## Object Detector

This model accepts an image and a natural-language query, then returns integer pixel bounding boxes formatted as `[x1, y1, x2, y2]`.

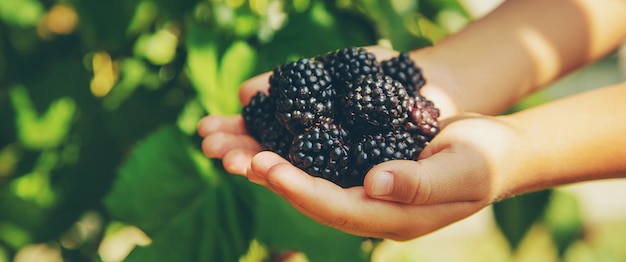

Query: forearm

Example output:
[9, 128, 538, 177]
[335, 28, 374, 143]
[498, 82, 626, 199]
[412, 0, 626, 116]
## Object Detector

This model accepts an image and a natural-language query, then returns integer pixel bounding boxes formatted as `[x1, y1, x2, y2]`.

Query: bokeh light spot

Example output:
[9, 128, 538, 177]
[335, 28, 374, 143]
[37, 4, 78, 39]
[90, 52, 118, 97]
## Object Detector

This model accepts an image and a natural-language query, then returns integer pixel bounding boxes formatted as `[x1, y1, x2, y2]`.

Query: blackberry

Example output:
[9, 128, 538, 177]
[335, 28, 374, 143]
[271, 58, 336, 134]
[260, 121, 293, 158]
[342, 75, 413, 130]
[320, 47, 382, 94]
[405, 94, 440, 139]
[381, 52, 426, 95]
[288, 122, 358, 188]
[351, 129, 423, 178]
[268, 62, 287, 99]
[242, 91, 275, 142]
[242, 92, 293, 157]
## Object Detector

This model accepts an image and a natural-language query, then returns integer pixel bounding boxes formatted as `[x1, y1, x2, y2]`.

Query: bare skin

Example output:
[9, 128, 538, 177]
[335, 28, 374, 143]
[198, 0, 626, 240]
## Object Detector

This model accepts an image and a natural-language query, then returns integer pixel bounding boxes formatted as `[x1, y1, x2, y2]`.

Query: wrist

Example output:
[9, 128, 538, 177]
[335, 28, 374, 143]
[489, 114, 545, 201]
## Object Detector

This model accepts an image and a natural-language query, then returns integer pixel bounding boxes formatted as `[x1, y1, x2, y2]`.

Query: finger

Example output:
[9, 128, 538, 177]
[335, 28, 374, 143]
[254, 153, 485, 240]
[201, 132, 262, 158]
[222, 148, 259, 176]
[363, 146, 492, 205]
[239, 72, 271, 105]
[197, 115, 248, 137]
[363, 45, 398, 61]
[247, 151, 283, 186]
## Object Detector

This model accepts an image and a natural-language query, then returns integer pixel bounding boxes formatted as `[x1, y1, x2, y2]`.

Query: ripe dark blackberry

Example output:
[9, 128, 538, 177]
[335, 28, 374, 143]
[405, 94, 440, 139]
[271, 58, 336, 134]
[320, 47, 382, 94]
[242, 92, 293, 157]
[268, 62, 287, 99]
[242, 91, 275, 142]
[288, 122, 359, 188]
[352, 129, 422, 178]
[381, 52, 426, 95]
[260, 122, 294, 158]
[342, 75, 413, 130]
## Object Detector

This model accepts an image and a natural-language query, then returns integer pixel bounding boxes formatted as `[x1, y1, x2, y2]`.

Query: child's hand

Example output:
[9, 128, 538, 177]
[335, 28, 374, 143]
[243, 114, 523, 240]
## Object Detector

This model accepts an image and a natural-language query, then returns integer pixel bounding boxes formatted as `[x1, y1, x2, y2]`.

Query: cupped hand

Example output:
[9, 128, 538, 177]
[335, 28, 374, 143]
[244, 114, 525, 240]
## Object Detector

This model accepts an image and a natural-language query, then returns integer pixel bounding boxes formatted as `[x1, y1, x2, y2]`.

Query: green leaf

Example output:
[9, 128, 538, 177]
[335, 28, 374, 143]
[254, 187, 369, 262]
[102, 58, 148, 111]
[185, 24, 221, 115]
[0, 0, 44, 27]
[134, 30, 179, 65]
[418, 0, 470, 20]
[186, 26, 256, 115]
[218, 40, 256, 114]
[542, 190, 584, 257]
[9, 85, 76, 150]
[255, 1, 378, 69]
[104, 125, 255, 261]
[356, 0, 431, 51]
[74, 0, 140, 50]
[492, 189, 552, 251]
[0, 188, 48, 246]
[152, 0, 199, 20]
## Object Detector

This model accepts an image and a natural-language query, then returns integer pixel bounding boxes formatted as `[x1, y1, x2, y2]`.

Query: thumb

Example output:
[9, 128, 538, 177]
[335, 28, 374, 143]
[239, 72, 271, 105]
[363, 149, 492, 205]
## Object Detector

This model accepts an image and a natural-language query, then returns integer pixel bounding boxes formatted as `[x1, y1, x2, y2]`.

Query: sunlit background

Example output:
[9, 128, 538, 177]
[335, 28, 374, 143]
[1, 0, 625, 261]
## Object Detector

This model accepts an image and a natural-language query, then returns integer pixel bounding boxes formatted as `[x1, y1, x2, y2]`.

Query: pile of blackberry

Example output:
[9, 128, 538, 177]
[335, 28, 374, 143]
[242, 47, 440, 188]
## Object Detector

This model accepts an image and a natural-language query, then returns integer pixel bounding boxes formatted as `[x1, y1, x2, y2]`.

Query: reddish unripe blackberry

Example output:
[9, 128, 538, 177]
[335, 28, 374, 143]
[288, 122, 358, 188]
[405, 94, 440, 139]
[320, 47, 382, 94]
[342, 75, 412, 130]
[351, 129, 422, 178]
[271, 58, 336, 134]
[381, 52, 426, 95]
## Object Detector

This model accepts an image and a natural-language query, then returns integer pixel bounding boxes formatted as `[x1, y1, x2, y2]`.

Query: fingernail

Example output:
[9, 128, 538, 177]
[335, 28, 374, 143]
[371, 171, 393, 196]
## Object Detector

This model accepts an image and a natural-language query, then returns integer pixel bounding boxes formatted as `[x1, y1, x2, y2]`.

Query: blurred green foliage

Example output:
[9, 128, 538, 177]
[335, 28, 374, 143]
[0, 0, 589, 261]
